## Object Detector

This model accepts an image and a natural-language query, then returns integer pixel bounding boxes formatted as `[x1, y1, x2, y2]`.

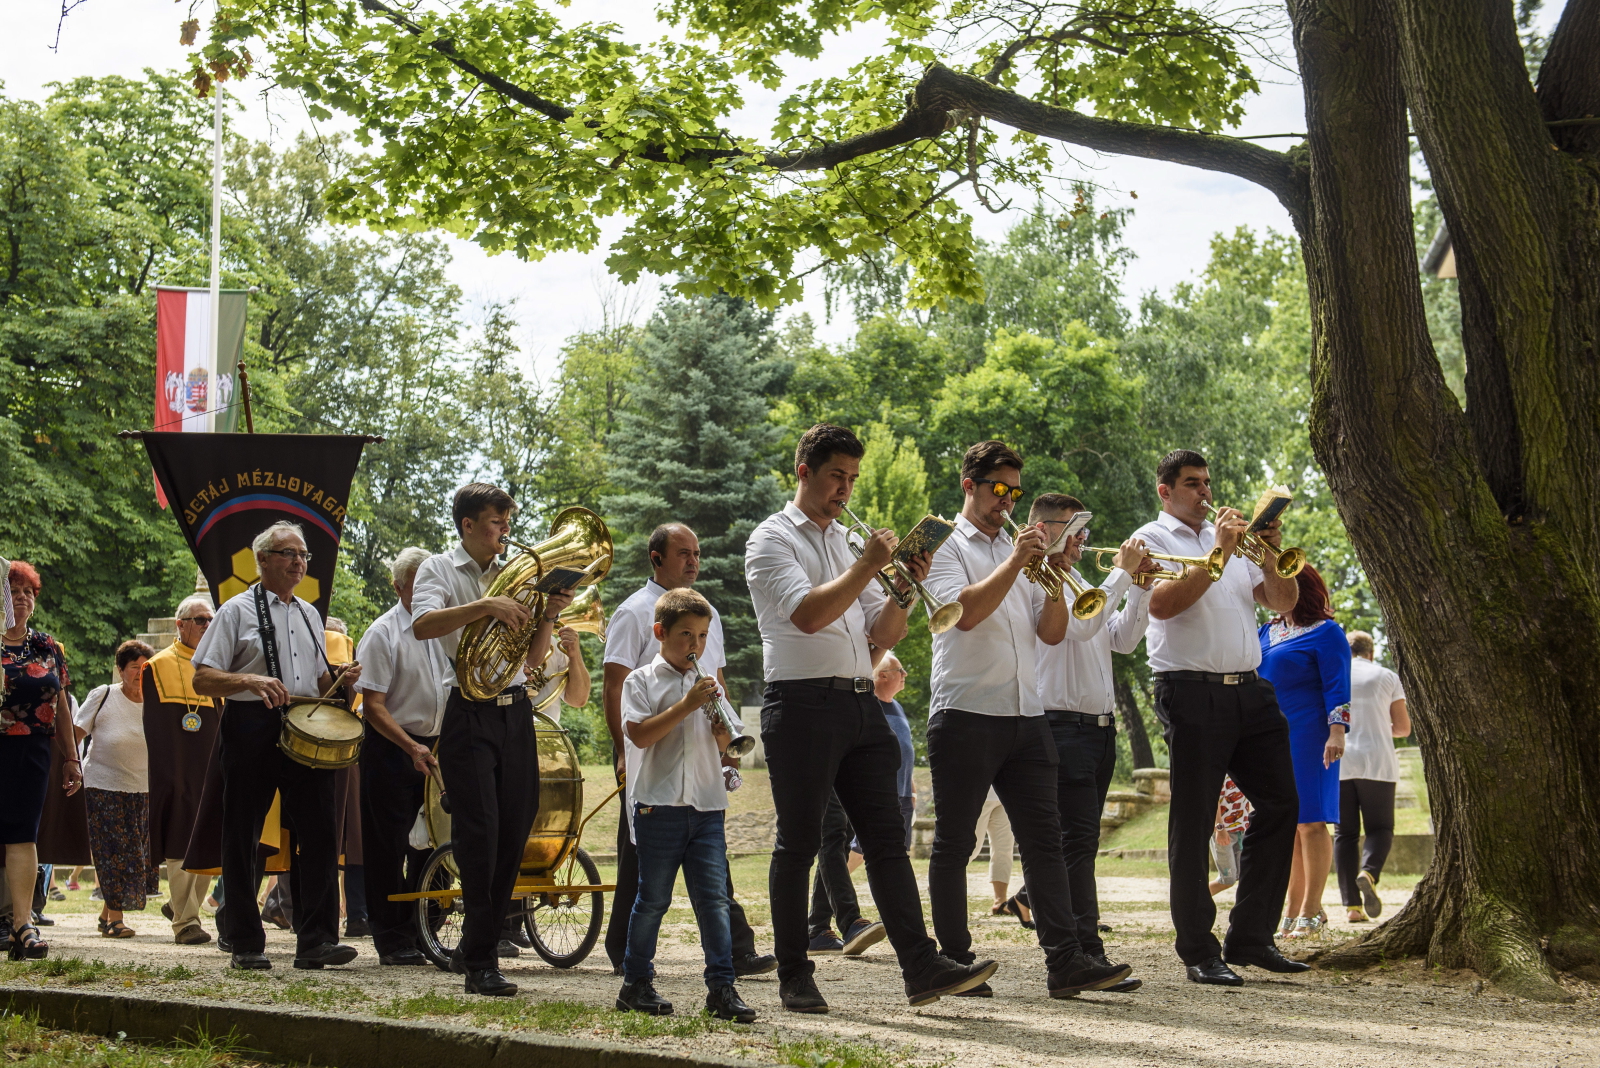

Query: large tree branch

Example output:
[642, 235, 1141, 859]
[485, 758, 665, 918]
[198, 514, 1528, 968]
[1537, 0, 1600, 155]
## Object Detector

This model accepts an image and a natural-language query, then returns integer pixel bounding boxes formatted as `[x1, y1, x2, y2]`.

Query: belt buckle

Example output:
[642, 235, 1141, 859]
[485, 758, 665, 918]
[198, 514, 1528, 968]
[852, 677, 871, 693]
[1221, 673, 1241, 686]
[496, 693, 514, 706]
[1097, 713, 1114, 727]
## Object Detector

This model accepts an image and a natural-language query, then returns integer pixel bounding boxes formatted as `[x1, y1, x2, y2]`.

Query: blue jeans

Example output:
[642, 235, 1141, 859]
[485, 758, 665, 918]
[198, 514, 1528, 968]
[625, 804, 734, 989]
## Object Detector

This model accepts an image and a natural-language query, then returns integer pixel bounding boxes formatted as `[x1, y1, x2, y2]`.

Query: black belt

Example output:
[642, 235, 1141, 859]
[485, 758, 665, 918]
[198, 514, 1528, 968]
[1155, 670, 1259, 686]
[1046, 710, 1116, 728]
[450, 684, 528, 707]
[781, 676, 873, 694]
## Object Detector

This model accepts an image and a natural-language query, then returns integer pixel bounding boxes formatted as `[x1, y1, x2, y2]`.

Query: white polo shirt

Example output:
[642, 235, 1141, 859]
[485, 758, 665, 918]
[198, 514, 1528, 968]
[1134, 510, 1264, 673]
[925, 514, 1048, 717]
[192, 586, 327, 702]
[622, 654, 744, 827]
[745, 501, 883, 682]
[410, 544, 525, 689]
[605, 579, 726, 675]
[1036, 566, 1150, 716]
[356, 601, 448, 737]
[1342, 657, 1406, 782]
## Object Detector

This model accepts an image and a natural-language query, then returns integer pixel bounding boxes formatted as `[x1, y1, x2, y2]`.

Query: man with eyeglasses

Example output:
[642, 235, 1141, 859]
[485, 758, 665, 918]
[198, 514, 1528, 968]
[920, 441, 1131, 999]
[142, 593, 221, 946]
[193, 520, 364, 971]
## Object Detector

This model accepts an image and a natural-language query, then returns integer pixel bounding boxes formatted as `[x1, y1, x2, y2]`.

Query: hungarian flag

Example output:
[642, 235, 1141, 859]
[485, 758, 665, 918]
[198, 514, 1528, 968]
[154, 286, 248, 506]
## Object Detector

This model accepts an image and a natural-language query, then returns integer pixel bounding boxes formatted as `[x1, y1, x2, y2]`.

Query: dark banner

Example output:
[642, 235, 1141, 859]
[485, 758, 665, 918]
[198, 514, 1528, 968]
[141, 432, 367, 620]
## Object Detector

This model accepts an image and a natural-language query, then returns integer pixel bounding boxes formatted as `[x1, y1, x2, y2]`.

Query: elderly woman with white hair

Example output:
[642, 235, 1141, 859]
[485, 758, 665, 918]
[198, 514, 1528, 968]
[353, 546, 449, 966]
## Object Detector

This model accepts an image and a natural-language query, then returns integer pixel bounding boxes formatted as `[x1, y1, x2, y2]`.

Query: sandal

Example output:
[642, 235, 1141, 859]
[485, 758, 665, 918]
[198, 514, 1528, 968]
[9, 924, 48, 960]
[990, 902, 1008, 916]
[98, 918, 136, 939]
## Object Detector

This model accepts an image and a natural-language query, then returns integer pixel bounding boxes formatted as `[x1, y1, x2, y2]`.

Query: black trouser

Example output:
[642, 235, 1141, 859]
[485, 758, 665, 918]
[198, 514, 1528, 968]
[605, 788, 758, 968]
[807, 792, 862, 938]
[1154, 675, 1298, 965]
[360, 727, 434, 956]
[219, 701, 340, 955]
[1047, 713, 1117, 957]
[437, 689, 538, 971]
[927, 710, 1079, 975]
[1335, 778, 1396, 906]
[763, 681, 939, 983]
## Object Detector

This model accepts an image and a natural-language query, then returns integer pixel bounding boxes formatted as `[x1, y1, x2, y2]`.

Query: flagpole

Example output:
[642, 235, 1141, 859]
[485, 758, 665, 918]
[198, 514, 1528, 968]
[206, 86, 224, 433]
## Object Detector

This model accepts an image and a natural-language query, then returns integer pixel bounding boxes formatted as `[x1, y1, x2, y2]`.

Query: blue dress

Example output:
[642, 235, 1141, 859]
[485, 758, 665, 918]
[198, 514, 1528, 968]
[1257, 619, 1351, 824]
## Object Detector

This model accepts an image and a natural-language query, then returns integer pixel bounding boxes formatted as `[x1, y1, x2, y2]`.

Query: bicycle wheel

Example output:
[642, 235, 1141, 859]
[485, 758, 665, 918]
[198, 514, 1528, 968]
[525, 847, 603, 968]
[415, 842, 464, 972]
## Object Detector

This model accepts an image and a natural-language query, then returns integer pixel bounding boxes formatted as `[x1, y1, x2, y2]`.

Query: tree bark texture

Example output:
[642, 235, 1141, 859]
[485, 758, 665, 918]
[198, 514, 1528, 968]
[1113, 669, 1157, 770]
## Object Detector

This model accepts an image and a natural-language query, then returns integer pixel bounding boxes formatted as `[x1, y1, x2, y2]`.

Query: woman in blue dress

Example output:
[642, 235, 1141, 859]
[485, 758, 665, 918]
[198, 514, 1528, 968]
[1257, 565, 1350, 941]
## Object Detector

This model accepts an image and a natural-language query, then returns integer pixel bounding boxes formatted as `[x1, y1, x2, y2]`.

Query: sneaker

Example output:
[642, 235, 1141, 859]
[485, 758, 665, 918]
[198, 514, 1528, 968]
[807, 930, 844, 955]
[840, 919, 887, 957]
[90, 888, 103, 901]
[904, 956, 998, 1006]
[1357, 870, 1383, 918]
[779, 974, 829, 1014]
[47, 886, 65, 902]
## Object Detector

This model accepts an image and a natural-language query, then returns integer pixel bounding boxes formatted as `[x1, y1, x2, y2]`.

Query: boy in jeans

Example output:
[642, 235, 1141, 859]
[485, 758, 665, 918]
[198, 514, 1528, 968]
[617, 588, 756, 1023]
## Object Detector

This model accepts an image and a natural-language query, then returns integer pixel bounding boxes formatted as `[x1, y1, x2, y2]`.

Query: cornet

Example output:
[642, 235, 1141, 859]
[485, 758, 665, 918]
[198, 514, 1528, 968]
[1206, 502, 1306, 578]
[1002, 515, 1106, 619]
[840, 503, 964, 634]
[1086, 545, 1229, 584]
[686, 652, 755, 758]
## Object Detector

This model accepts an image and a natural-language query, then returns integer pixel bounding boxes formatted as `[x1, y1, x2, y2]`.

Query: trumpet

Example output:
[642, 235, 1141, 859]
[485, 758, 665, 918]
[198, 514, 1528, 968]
[839, 503, 964, 634]
[686, 652, 755, 758]
[1086, 545, 1229, 584]
[1001, 515, 1106, 619]
[1206, 502, 1306, 578]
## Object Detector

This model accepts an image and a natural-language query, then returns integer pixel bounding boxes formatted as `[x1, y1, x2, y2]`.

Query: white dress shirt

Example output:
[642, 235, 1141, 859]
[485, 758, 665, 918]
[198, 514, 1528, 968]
[193, 586, 328, 701]
[530, 647, 572, 722]
[1035, 566, 1150, 716]
[357, 601, 448, 736]
[1134, 511, 1264, 673]
[1342, 657, 1405, 782]
[925, 514, 1048, 717]
[746, 501, 884, 681]
[604, 579, 727, 675]
[410, 544, 525, 689]
[622, 654, 744, 832]
[75, 684, 148, 793]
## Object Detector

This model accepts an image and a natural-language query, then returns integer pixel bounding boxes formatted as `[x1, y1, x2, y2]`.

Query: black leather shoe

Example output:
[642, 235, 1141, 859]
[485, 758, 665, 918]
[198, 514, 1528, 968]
[1048, 954, 1132, 998]
[733, 952, 778, 977]
[706, 984, 756, 1023]
[1223, 944, 1312, 973]
[293, 942, 358, 969]
[502, 926, 533, 949]
[217, 937, 233, 953]
[616, 979, 672, 1015]
[1091, 954, 1142, 992]
[466, 968, 518, 997]
[779, 975, 829, 1013]
[1186, 956, 1244, 986]
[229, 951, 271, 970]
[905, 956, 999, 1006]
[497, 939, 521, 958]
[379, 948, 430, 966]
[344, 918, 371, 938]
[951, 982, 993, 997]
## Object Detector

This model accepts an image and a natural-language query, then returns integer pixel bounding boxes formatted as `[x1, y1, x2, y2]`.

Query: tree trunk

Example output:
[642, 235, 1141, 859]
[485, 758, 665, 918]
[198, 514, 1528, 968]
[1113, 670, 1156, 770]
[1288, 0, 1600, 1001]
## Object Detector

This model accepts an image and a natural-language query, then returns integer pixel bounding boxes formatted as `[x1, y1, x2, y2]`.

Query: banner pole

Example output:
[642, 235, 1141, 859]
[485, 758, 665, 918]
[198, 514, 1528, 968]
[206, 87, 224, 434]
[238, 361, 255, 433]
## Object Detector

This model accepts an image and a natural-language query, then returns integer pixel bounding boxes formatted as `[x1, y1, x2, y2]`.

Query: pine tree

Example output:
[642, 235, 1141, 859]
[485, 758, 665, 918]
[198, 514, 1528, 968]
[602, 294, 788, 701]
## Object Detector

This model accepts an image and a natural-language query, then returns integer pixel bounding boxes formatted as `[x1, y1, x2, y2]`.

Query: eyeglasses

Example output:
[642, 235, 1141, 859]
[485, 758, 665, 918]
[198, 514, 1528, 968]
[179, 616, 213, 627]
[263, 549, 313, 563]
[973, 478, 1024, 502]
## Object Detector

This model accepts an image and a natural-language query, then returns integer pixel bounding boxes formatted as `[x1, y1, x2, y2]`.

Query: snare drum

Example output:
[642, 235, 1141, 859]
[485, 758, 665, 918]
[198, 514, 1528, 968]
[279, 700, 364, 769]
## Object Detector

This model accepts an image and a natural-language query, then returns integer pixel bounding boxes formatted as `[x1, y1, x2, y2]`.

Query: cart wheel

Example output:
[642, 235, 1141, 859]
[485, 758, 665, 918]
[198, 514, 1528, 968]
[415, 842, 463, 972]
[525, 847, 603, 968]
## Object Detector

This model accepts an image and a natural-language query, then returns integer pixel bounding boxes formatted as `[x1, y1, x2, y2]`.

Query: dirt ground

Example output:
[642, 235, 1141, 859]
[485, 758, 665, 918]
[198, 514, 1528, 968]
[7, 862, 1598, 1068]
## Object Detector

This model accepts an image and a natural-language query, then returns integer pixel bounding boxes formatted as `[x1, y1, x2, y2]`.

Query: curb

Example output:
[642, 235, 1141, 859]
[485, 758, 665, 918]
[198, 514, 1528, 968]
[1, 985, 762, 1068]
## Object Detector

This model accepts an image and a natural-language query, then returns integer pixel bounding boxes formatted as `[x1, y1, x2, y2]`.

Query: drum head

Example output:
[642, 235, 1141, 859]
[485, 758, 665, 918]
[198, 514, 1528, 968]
[285, 701, 363, 742]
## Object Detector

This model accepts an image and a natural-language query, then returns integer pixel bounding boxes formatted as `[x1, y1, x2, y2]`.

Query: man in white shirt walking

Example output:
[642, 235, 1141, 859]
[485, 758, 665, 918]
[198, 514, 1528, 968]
[922, 444, 1131, 998]
[410, 484, 573, 996]
[746, 424, 995, 1013]
[1336, 631, 1410, 923]
[1134, 449, 1305, 985]
[356, 547, 449, 967]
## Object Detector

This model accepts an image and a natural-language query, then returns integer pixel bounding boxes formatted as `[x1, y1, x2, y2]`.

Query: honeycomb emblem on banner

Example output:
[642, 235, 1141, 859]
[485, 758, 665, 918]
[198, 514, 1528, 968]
[218, 545, 321, 605]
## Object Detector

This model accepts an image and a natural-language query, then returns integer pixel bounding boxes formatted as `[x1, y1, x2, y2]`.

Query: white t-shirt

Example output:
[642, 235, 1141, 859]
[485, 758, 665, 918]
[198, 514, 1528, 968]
[1342, 657, 1406, 782]
[74, 684, 148, 793]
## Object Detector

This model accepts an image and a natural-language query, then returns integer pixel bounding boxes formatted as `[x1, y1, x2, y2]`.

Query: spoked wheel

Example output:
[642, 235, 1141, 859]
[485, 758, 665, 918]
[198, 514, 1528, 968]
[415, 842, 463, 972]
[523, 847, 604, 968]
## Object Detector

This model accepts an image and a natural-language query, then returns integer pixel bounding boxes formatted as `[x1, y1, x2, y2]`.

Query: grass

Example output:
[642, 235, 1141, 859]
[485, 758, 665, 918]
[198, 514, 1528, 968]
[374, 992, 737, 1038]
[1, 1011, 267, 1068]
[1100, 805, 1169, 852]
[0, 958, 196, 987]
[275, 980, 371, 1012]
[769, 1035, 952, 1068]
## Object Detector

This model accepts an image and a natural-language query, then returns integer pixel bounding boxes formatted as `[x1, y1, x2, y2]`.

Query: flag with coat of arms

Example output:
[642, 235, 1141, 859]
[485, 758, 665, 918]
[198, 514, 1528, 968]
[153, 286, 248, 507]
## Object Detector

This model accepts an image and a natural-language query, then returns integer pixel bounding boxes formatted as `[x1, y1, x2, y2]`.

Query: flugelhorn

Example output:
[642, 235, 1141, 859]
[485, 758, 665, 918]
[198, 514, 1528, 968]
[531, 584, 606, 713]
[686, 652, 755, 758]
[1001, 515, 1105, 619]
[1086, 545, 1228, 583]
[839, 503, 964, 634]
[456, 506, 612, 702]
[1206, 499, 1305, 578]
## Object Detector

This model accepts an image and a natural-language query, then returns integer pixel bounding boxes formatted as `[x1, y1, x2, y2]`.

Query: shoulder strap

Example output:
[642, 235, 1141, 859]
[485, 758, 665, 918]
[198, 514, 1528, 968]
[253, 584, 285, 707]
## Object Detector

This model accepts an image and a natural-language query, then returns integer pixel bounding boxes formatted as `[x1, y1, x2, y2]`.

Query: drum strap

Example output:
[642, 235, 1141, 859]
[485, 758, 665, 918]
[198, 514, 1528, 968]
[253, 583, 335, 713]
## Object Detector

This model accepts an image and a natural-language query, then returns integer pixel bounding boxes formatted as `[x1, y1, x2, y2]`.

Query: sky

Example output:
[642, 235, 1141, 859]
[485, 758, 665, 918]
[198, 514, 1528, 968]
[9, 0, 1316, 377]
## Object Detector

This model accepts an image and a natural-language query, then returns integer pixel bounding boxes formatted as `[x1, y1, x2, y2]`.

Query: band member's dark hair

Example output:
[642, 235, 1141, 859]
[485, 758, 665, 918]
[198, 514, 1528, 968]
[961, 440, 1025, 483]
[796, 423, 864, 472]
[1029, 492, 1084, 520]
[648, 523, 691, 568]
[1157, 449, 1208, 488]
[1281, 564, 1331, 628]
[655, 587, 712, 631]
[115, 639, 157, 672]
[452, 483, 516, 535]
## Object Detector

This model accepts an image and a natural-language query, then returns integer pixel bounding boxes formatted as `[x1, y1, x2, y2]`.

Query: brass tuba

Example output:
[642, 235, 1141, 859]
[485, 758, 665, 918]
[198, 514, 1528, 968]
[456, 506, 612, 702]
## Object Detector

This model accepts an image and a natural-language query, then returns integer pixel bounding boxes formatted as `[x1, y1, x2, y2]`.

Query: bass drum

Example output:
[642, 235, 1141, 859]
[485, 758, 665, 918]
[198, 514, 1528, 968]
[423, 710, 583, 875]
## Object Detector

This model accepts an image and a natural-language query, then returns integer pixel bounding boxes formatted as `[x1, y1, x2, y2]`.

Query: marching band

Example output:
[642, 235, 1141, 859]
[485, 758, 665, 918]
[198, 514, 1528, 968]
[167, 427, 1312, 1019]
